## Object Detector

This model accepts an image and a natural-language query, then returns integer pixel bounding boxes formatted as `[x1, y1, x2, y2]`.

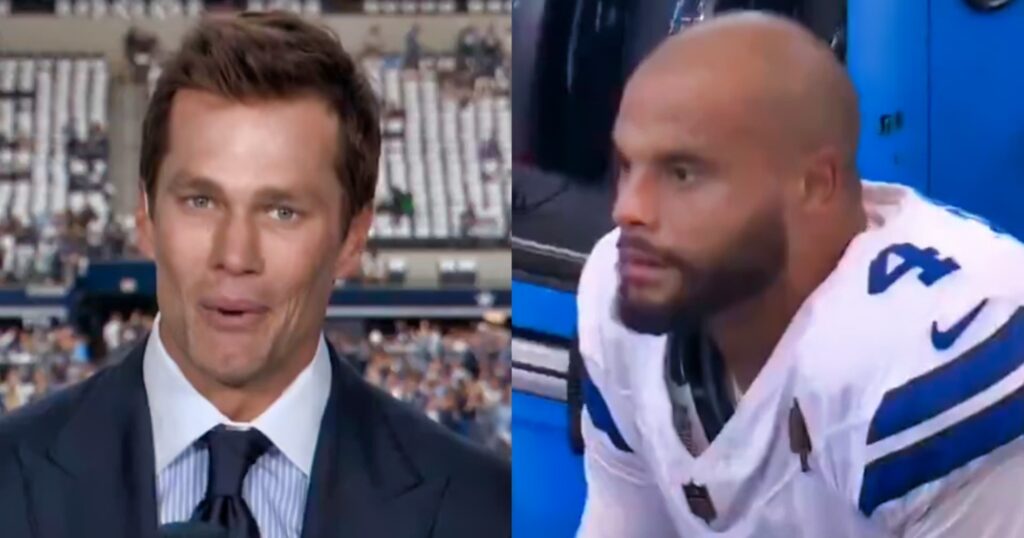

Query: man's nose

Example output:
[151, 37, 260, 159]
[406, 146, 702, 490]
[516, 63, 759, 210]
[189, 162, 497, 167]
[210, 213, 263, 276]
[613, 167, 659, 230]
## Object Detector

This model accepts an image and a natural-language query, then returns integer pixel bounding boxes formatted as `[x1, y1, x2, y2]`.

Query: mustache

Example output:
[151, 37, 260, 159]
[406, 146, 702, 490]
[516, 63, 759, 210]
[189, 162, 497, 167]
[617, 232, 668, 263]
[617, 231, 695, 273]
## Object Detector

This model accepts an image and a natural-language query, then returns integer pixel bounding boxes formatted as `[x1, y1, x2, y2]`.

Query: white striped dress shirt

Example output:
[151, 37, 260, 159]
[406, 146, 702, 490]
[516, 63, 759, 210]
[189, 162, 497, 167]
[143, 315, 332, 538]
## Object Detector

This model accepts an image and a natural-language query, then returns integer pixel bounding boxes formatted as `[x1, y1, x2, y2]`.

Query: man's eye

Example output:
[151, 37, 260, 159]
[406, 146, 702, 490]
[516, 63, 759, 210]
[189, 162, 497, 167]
[186, 196, 212, 209]
[671, 167, 691, 182]
[271, 206, 298, 221]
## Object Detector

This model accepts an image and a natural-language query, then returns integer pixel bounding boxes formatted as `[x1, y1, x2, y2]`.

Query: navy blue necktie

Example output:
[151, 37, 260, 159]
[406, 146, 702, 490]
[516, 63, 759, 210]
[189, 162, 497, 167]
[191, 425, 272, 538]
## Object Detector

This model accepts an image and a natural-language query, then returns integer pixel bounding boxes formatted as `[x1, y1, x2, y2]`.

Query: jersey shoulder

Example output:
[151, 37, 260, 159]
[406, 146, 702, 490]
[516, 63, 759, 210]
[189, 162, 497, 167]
[577, 228, 665, 455]
[577, 227, 621, 371]
[794, 184, 1024, 530]
[795, 184, 1024, 408]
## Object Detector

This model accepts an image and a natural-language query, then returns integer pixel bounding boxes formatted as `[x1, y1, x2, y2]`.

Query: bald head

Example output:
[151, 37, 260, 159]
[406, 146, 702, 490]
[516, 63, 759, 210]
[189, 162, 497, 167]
[624, 11, 859, 180]
[612, 13, 867, 336]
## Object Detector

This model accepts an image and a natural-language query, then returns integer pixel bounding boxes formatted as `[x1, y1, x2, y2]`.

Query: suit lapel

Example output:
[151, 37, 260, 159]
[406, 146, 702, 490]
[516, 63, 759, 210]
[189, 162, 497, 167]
[301, 347, 446, 538]
[19, 337, 445, 538]
[20, 339, 160, 538]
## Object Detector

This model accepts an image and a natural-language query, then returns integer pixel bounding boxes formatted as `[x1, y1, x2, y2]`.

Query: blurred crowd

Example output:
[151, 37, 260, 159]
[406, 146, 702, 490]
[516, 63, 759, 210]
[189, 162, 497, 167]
[0, 211, 135, 287]
[0, 312, 511, 457]
[0, 309, 155, 414]
[0, 321, 96, 414]
[101, 308, 155, 356]
[329, 318, 512, 457]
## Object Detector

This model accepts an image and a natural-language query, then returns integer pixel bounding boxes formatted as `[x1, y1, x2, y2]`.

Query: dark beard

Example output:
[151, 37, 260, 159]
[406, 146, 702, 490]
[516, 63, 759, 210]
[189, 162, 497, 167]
[614, 213, 788, 335]
[615, 293, 688, 335]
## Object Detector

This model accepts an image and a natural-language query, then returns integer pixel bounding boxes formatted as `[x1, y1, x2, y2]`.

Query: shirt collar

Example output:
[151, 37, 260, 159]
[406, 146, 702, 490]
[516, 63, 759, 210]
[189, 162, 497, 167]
[143, 314, 331, 476]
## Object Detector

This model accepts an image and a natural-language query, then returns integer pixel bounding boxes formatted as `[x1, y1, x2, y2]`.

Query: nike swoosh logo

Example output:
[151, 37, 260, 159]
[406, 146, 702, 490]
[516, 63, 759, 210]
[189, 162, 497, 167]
[931, 298, 989, 351]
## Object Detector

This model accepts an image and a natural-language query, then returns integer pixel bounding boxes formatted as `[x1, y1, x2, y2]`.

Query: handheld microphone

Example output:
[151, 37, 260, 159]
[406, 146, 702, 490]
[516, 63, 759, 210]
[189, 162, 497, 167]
[158, 522, 229, 538]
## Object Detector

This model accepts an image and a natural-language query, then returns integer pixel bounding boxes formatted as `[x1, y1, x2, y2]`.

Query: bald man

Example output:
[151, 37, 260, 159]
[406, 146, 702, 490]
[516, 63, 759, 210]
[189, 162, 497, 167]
[576, 12, 1024, 538]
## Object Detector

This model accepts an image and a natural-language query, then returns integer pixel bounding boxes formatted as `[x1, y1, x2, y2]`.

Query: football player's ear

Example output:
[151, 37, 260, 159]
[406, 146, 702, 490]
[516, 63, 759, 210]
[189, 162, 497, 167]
[799, 147, 844, 211]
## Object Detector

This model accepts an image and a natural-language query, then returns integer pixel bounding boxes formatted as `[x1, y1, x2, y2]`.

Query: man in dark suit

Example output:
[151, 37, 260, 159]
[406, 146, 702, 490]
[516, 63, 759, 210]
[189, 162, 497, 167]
[0, 12, 509, 538]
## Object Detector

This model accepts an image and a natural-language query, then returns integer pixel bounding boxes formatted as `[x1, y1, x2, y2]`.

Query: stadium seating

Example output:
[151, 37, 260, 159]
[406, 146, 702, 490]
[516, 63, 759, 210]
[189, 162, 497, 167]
[0, 54, 112, 284]
[244, 0, 321, 15]
[362, 0, 454, 14]
[361, 1, 510, 14]
[2, 14, 510, 288]
[0, 55, 110, 213]
[1, 0, 510, 16]
[361, 54, 510, 243]
[0, 32, 510, 288]
[51, 0, 206, 17]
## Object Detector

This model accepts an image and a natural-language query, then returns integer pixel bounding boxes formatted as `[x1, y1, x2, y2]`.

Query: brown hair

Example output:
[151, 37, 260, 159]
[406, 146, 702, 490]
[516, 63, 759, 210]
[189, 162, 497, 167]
[140, 11, 381, 224]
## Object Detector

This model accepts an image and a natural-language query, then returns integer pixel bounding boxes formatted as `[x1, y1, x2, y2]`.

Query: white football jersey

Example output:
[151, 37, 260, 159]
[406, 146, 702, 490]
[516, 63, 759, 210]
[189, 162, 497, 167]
[576, 182, 1024, 538]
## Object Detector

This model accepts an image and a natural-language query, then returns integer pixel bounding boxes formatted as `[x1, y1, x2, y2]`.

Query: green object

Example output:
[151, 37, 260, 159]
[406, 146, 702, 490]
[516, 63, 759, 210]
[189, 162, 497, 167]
[399, 193, 414, 216]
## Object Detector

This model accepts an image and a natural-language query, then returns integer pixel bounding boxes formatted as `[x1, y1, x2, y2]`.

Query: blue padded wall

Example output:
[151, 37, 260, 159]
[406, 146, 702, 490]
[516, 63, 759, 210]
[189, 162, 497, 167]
[851, 0, 1024, 236]
[847, 0, 930, 193]
[928, 0, 1024, 238]
[512, 392, 587, 537]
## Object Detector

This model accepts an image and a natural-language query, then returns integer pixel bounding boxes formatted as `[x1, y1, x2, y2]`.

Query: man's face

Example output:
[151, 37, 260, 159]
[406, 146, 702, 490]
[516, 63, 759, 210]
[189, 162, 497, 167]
[137, 90, 370, 389]
[612, 68, 790, 334]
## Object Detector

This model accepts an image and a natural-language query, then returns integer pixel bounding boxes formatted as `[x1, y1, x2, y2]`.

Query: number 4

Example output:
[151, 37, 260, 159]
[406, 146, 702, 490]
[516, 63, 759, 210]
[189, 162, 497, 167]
[868, 243, 960, 295]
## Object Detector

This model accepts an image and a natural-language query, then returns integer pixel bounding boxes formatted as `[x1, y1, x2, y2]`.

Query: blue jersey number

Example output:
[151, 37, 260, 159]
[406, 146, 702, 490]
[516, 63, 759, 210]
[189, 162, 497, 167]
[868, 243, 960, 295]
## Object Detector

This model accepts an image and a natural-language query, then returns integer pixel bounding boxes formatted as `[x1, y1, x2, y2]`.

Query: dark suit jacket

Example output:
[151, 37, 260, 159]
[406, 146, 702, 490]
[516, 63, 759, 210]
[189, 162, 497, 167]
[0, 336, 510, 538]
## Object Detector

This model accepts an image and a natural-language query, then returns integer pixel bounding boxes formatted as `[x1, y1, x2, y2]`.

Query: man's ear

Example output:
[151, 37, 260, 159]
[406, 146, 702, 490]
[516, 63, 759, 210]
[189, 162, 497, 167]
[799, 147, 842, 211]
[135, 183, 155, 260]
[333, 206, 374, 280]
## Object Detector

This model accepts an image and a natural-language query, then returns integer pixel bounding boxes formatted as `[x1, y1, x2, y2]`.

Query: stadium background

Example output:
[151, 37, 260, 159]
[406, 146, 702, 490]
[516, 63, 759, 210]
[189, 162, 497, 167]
[511, 1, 1024, 536]
[0, 1, 513, 462]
